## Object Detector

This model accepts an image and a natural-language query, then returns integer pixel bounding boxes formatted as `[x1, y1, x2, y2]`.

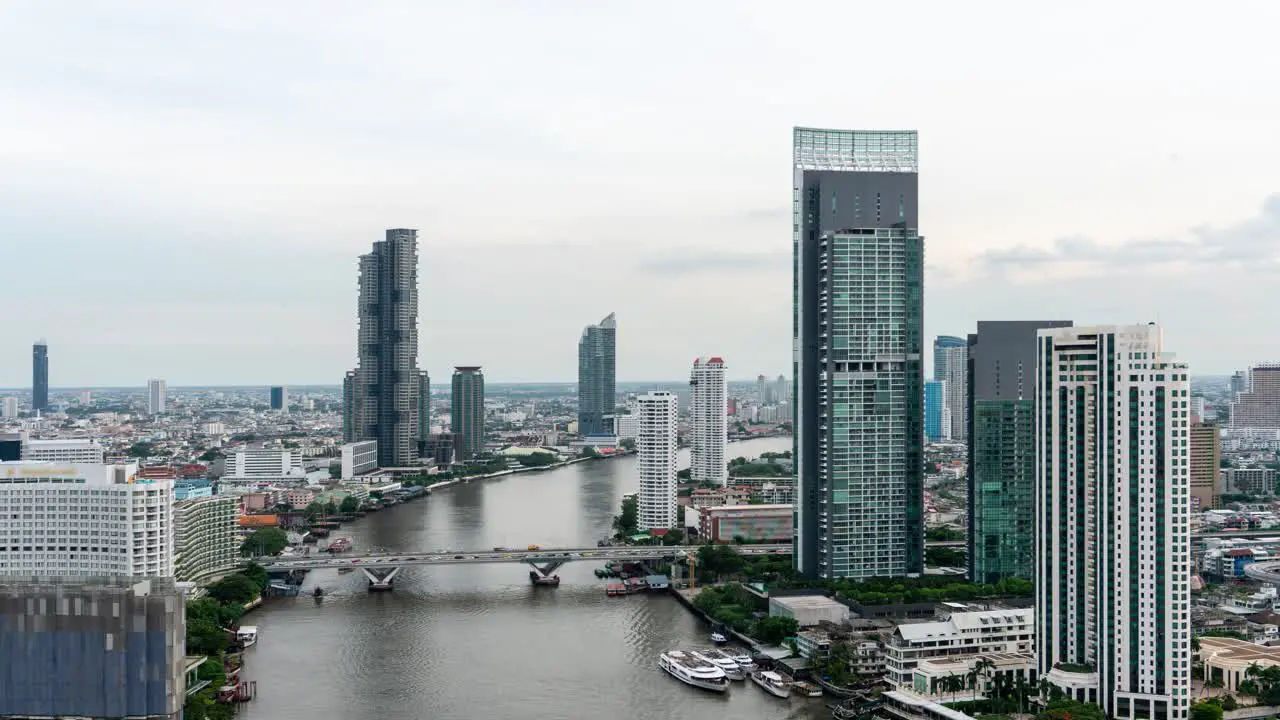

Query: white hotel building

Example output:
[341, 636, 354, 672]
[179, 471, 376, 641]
[23, 438, 106, 464]
[635, 391, 678, 531]
[689, 357, 728, 487]
[1036, 324, 1191, 720]
[0, 461, 175, 578]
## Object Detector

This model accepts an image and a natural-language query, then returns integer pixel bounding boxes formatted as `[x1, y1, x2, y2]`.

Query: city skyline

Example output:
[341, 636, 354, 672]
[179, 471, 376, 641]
[3, 4, 1279, 386]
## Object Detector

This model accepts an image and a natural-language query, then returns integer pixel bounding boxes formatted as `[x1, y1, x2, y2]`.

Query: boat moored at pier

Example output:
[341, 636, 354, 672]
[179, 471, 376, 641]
[658, 650, 730, 693]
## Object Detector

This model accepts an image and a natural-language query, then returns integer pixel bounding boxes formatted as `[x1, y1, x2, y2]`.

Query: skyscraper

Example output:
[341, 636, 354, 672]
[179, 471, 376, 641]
[757, 374, 771, 404]
[31, 340, 48, 412]
[1035, 324, 1190, 719]
[577, 313, 617, 436]
[342, 370, 357, 443]
[344, 229, 422, 467]
[966, 320, 1071, 585]
[936, 340, 968, 441]
[270, 385, 288, 411]
[1231, 370, 1247, 396]
[923, 380, 949, 442]
[774, 374, 790, 405]
[636, 391, 678, 531]
[1, 397, 16, 420]
[418, 370, 431, 453]
[690, 357, 728, 486]
[147, 379, 166, 415]
[1189, 422, 1221, 511]
[451, 366, 485, 461]
[1229, 364, 1280, 429]
[793, 127, 924, 580]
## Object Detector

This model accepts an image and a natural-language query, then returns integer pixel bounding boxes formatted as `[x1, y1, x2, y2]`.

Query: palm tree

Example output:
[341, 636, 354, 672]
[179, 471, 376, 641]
[973, 657, 996, 698]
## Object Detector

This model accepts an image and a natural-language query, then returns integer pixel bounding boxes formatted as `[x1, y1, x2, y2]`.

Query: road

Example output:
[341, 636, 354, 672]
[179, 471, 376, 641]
[262, 544, 793, 571]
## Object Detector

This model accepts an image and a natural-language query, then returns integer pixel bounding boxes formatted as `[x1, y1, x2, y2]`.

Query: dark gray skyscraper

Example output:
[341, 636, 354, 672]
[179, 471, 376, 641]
[269, 385, 287, 411]
[577, 313, 616, 436]
[31, 340, 48, 412]
[793, 127, 924, 580]
[966, 320, 1071, 585]
[451, 366, 485, 461]
[344, 229, 422, 467]
[418, 370, 431, 452]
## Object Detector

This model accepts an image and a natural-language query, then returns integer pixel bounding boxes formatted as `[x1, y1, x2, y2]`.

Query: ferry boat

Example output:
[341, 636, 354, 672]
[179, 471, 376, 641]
[710, 631, 728, 644]
[658, 650, 730, 693]
[235, 626, 259, 648]
[750, 669, 792, 698]
[791, 680, 824, 697]
[693, 648, 746, 680]
[727, 649, 757, 673]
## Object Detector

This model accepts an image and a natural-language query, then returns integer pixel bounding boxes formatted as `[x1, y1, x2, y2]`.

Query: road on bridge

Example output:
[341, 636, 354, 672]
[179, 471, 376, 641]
[263, 544, 793, 572]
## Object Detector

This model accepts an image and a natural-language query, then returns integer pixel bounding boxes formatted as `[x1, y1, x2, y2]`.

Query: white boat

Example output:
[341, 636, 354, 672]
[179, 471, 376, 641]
[693, 648, 746, 681]
[710, 632, 728, 644]
[750, 669, 792, 698]
[727, 648, 757, 673]
[658, 649, 730, 693]
[235, 626, 259, 648]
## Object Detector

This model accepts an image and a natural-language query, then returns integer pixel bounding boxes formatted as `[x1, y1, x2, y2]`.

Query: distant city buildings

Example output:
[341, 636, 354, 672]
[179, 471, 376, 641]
[793, 126, 924, 580]
[636, 391, 678, 531]
[0, 577, 185, 720]
[344, 228, 424, 467]
[174, 495, 237, 583]
[577, 312, 617, 436]
[451, 366, 485, 461]
[1223, 467, 1277, 496]
[0, 461, 175, 577]
[147, 378, 166, 415]
[1, 397, 16, 419]
[31, 340, 48, 413]
[689, 357, 727, 487]
[270, 385, 288, 412]
[933, 336, 967, 441]
[923, 380, 949, 442]
[967, 320, 1071, 585]
[1230, 364, 1280, 429]
[1035, 324, 1189, 718]
[1190, 422, 1222, 511]
[774, 374, 790, 405]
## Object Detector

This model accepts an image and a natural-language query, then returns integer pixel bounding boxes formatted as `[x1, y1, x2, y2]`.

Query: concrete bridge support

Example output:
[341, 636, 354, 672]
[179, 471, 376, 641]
[361, 566, 401, 591]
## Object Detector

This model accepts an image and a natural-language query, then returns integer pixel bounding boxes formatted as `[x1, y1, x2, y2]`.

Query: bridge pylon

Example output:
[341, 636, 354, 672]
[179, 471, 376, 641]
[526, 558, 564, 585]
[361, 566, 400, 591]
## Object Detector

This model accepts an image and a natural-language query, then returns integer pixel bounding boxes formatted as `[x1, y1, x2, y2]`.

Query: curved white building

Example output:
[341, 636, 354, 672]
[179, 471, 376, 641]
[175, 495, 238, 584]
[636, 391, 678, 531]
[690, 357, 728, 487]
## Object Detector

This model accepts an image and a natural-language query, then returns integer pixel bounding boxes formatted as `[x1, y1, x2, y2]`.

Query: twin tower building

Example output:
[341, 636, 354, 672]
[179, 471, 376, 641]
[794, 128, 1189, 719]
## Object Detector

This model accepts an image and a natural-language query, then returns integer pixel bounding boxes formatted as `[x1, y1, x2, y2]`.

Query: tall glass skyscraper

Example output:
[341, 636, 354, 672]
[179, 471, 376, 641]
[31, 340, 48, 412]
[793, 127, 924, 580]
[451, 366, 485, 461]
[924, 380, 948, 441]
[935, 337, 968, 441]
[577, 313, 616, 436]
[344, 229, 423, 467]
[966, 320, 1071, 585]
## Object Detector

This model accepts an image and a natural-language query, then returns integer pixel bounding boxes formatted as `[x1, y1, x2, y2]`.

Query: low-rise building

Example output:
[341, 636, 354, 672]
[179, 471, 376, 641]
[884, 608, 1034, 689]
[878, 689, 978, 720]
[174, 495, 238, 584]
[22, 437, 106, 463]
[698, 503, 792, 543]
[770, 594, 851, 627]
[905, 653, 1036, 702]
[174, 478, 214, 500]
[1224, 467, 1278, 496]
[1199, 636, 1280, 692]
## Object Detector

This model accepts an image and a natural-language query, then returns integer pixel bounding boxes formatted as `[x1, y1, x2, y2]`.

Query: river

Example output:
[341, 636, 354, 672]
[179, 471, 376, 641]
[236, 436, 827, 720]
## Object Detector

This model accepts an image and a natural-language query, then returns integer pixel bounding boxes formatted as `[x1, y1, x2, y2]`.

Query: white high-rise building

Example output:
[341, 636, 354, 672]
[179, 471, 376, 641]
[940, 345, 967, 441]
[690, 357, 728, 486]
[221, 448, 305, 484]
[148, 379, 166, 415]
[635, 391, 678, 531]
[174, 495, 237, 584]
[1036, 324, 1190, 720]
[0, 462, 175, 577]
[23, 438, 105, 464]
[1, 398, 16, 419]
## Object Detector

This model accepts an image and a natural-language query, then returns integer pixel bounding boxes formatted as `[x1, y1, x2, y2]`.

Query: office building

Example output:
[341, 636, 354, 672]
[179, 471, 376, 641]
[0, 577, 185, 720]
[934, 337, 968, 441]
[793, 127, 924, 580]
[1035, 324, 1190, 719]
[220, 448, 304, 484]
[698, 504, 792, 543]
[344, 228, 424, 467]
[340, 440, 379, 480]
[269, 385, 288, 411]
[1223, 467, 1277, 496]
[614, 413, 639, 441]
[924, 380, 949, 442]
[1190, 423, 1221, 511]
[174, 495, 237, 584]
[1, 397, 16, 419]
[425, 432, 460, 466]
[967, 320, 1071, 585]
[31, 340, 48, 413]
[577, 312, 617, 436]
[418, 370, 431, 452]
[1230, 364, 1280, 429]
[0, 462, 175, 577]
[23, 437, 106, 464]
[147, 378, 166, 415]
[451, 366, 485, 461]
[689, 356, 728, 486]
[636, 391, 678, 531]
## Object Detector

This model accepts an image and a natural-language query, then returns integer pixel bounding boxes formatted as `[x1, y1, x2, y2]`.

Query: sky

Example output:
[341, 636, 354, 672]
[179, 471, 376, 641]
[2, 1, 1279, 386]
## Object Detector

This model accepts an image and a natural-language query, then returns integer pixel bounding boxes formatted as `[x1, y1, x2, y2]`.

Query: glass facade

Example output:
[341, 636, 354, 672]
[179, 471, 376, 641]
[970, 399, 1035, 583]
[577, 313, 617, 436]
[924, 380, 947, 441]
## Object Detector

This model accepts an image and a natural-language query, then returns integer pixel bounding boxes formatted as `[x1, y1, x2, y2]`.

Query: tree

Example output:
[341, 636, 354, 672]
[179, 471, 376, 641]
[239, 562, 269, 592]
[516, 452, 557, 468]
[579, 446, 599, 459]
[185, 617, 229, 656]
[339, 495, 360, 513]
[755, 616, 799, 645]
[1191, 701, 1224, 720]
[1037, 700, 1105, 720]
[206, 573, 260, 606]
[620, 438, 636, 451]
[324, 499, 338, 515]
[329, 463, 342, 479]
[199, 448, 220, 462]
[1221, 695, 1238, 711]
[662, 529, 685, 546]
[612, 496, 638, 539]
[126, 442, 155, 458]
[304, 502, 324, 522]
[240, 527, 288, 557]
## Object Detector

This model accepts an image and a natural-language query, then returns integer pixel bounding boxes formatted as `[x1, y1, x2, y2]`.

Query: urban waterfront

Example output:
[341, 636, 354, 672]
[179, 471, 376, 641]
[238, 436, 825, 720]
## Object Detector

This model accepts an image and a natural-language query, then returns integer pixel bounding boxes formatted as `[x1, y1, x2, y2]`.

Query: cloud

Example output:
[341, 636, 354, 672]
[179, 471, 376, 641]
[974, 194, 1280, 277]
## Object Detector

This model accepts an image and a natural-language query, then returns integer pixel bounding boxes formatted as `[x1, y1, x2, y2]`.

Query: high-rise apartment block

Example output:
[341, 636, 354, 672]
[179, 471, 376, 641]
[967, 320, 1071, 585]
[174, 495, 238, 584]
[757, 374, 772, 404]
[23, 437, 106, 464]
[147, 378, 166, 415]
[0, 577, 186, 720]
[577, 313, 617, 436]
[636, 391, 678, 531]
[936, 335, 962, 438]
[0, 462, 175, 577]
[451, 366, 485, 461]
[1189, 422, 1221, 511]
[793, 127, 924, 580]
[1229, 364, 1280, 429]
[270, 385, 288, 411]
[924, 380, 949, 442]
[31, 340, 48, 412]
[344, 229, 423, 467]
[1035, 324, 1190, 719]
[689, 357, 728, 486]
[1231, 370, 1247, 397]
[1, 397, 16, 419]
[418, 370, 431, 450]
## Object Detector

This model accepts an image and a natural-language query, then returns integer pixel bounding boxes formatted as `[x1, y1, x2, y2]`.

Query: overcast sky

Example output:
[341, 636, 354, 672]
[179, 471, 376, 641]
[2, 1, 1279, 387]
